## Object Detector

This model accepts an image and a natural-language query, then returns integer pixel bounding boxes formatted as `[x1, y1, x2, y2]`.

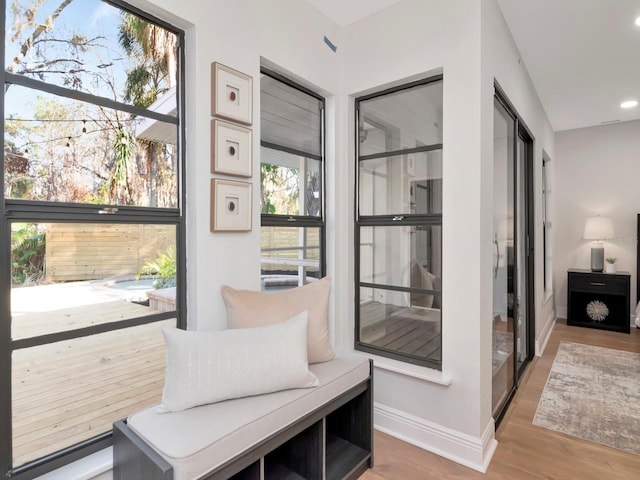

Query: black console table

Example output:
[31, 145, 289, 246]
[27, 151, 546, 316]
[567, 269, 630, 334]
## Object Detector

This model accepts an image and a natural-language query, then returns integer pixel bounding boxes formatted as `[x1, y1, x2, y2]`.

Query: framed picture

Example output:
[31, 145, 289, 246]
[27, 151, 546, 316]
[210, 178, 252, 232]
[211, 119, 252, 177]
[211, 62, 253, 125]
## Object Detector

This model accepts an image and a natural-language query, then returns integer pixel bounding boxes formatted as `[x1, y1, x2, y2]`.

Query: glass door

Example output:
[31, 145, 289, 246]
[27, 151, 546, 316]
[492, 92, 534, 422]
[492, 99, 516, 419]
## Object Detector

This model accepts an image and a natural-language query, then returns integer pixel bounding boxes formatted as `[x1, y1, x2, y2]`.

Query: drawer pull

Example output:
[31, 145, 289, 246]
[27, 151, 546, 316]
[590, 282, 605, 286]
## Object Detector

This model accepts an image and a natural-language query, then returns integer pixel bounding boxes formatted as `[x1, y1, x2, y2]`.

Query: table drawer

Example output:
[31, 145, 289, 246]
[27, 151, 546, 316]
[569, 273, 628, 293]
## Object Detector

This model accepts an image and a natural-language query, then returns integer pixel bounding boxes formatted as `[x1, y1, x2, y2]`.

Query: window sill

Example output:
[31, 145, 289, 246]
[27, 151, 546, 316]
[345, 350, 452, 386]
[35, 448, 112, 480]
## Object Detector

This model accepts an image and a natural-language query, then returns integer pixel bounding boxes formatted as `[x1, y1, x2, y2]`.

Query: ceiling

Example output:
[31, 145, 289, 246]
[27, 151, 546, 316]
[306, 0, 640, 132]
[497, 0, 640, 132]
[304, 0, 401, 26]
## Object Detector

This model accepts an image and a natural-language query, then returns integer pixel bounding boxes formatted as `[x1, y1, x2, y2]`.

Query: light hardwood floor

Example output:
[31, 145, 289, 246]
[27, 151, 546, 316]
[361, 319, 640, 480]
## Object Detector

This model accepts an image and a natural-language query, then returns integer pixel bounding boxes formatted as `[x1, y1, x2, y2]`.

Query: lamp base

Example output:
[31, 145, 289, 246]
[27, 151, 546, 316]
[591, 246, 604, 272]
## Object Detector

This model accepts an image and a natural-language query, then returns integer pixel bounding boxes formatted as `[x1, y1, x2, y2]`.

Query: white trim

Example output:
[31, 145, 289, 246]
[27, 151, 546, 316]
[535, 310, 556, 356]
[35, 448, 112, 480]
[343, 350, 452, 386]
[374, 403, 498, 473]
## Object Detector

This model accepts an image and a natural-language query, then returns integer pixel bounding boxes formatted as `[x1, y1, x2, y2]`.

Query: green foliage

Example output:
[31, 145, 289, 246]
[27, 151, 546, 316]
[606, 257, 617, 264]
[11, 224, 46, 286]
[110, 128, 135, 204]
[138, 246, 176, 289]
[260, 163, 299, 214]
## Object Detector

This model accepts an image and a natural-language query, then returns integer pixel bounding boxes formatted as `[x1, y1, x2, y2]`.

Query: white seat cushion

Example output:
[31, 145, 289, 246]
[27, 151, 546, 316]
[127, 355, 370, 480]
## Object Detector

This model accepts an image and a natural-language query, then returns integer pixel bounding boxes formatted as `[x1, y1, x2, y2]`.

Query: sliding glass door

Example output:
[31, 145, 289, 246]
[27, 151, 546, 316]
[492, 92, 534, 422]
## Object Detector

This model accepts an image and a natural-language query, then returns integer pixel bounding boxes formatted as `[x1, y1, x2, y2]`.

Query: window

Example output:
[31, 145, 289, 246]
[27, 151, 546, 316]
[1, 0, 185, 477]
[542, 156, 552, 292]
[355, 77, 443, 369]
[259, 69, 325, 289]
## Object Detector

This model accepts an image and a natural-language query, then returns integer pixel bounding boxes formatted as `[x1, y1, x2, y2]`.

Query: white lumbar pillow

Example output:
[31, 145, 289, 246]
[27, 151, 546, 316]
[158, 311, 318, 413]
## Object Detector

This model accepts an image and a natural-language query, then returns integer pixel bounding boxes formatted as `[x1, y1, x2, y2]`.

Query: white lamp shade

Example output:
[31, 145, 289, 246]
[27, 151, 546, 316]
[583, 216, 614, 240]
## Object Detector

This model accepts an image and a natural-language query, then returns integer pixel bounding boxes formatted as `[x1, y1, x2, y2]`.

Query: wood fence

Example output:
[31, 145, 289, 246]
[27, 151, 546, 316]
[45, 224, 174, 282]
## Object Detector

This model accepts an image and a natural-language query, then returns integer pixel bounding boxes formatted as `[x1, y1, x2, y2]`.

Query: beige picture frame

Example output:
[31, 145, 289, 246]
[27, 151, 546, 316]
[211, 62, 253, 125]
[211, 119, 252, 177]
[210, 178, 252, 232]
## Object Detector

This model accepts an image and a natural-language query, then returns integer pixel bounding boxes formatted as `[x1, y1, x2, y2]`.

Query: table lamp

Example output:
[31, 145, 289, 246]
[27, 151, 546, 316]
[583, 216, 614, 272]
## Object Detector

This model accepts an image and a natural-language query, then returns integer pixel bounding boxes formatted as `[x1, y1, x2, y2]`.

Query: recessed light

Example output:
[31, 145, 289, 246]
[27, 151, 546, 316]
[621, 100, 638, 109]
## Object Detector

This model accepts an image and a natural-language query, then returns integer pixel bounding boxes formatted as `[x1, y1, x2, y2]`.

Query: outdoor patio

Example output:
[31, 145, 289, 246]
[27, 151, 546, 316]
[10, 281, 171, 467]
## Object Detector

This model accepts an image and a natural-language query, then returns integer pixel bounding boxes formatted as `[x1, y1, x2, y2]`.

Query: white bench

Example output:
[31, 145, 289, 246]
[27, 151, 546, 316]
[113, 356, 373, 480]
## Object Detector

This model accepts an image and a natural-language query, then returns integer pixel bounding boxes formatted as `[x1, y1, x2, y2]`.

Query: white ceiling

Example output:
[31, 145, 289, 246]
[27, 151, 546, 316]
[304, 0, 401, 26]
[497, 0, 640, 132]
[306, 0, 640, 133]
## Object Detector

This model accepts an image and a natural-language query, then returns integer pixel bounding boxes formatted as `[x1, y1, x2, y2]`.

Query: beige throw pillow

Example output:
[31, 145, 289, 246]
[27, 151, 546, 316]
[221, 277, 335, 364]
[158, 312, 318, 413]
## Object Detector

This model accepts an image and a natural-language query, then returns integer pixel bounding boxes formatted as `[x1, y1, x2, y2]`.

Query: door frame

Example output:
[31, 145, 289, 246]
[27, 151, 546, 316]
[493, 84, 536, 424]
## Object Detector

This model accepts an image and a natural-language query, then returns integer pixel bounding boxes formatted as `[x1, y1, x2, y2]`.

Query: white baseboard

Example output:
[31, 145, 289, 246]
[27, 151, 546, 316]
[535, 310, 556, 356]
[374, 403, 498, 473]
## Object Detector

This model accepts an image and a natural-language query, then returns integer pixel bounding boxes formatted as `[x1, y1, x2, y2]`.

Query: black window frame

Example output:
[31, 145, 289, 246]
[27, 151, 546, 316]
[259, 67, 326, 281]
[0, 0, 186, 477]
[354, 75, 444, 370]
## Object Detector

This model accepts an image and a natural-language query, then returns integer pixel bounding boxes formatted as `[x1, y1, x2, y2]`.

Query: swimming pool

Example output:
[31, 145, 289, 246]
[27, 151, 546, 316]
[106, 278, 157, 291]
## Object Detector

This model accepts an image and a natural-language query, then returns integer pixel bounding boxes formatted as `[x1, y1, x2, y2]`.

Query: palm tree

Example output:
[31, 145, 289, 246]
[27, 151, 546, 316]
[118, 13, 177, 207]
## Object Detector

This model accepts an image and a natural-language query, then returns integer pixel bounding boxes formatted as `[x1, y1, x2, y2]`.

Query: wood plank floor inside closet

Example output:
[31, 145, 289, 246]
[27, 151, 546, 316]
[361, 319, 640, 480]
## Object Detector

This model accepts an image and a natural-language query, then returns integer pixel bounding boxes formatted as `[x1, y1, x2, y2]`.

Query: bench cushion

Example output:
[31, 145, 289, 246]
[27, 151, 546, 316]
[127, 355, 370, 480]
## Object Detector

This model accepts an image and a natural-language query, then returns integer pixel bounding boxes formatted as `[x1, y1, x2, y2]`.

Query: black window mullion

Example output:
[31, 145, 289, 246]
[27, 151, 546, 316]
[11, 312, 176, 351]
[5, 73, 178, 126]
[260, 141, 322, 162]
[357, 215, 442, 226]
[358, 143, 443, 162]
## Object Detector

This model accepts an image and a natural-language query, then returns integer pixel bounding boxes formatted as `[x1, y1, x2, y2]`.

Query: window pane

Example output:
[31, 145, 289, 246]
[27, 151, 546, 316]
[260, 74, 322, 157]
[11, 222, 177, 340]
[358, 81, 442, 157]
[260, 147, 322, 217]
[359, 286, 441, 364]
[261, 226, 321, 289]
[4, 0, 177, 112]
[4, 85, 178, 207]
[359, 150, 442, 216]
[12, 319, 173, 467]
[360, 225, 441, 292]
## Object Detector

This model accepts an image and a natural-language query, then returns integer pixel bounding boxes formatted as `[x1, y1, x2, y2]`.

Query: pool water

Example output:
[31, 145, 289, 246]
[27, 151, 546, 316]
[107, 278, 156, 291]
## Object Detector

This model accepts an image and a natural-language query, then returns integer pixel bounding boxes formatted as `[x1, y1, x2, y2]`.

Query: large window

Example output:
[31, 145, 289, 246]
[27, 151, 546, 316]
[259, 69, 325, 289]
[355, 77, 443, 369]
[1, 1, 185, 477]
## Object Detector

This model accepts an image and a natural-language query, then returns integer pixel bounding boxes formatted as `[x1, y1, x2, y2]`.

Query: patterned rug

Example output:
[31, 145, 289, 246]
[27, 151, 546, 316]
[533, 342, 640, 455]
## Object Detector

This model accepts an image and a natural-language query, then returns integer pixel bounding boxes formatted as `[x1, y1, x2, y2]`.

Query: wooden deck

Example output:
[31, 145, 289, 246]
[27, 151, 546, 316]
[360, 302, 441, 363]
[11, 285, 170, 467]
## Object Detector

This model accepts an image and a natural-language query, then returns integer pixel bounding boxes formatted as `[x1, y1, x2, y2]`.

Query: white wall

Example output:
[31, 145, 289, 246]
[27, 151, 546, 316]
[481, 0, 556, 360]
[554, 119, 640, 319]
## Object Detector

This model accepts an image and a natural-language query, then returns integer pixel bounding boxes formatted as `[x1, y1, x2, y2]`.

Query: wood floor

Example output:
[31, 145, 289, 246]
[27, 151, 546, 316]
[361, 319, 640, 480]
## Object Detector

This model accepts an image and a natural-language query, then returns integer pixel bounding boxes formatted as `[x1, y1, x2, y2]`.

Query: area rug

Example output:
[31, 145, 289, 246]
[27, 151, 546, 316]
[533, 342, 640, 455]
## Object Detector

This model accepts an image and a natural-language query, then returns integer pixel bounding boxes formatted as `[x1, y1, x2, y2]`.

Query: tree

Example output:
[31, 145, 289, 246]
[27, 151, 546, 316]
[118, 13, 177, 207]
